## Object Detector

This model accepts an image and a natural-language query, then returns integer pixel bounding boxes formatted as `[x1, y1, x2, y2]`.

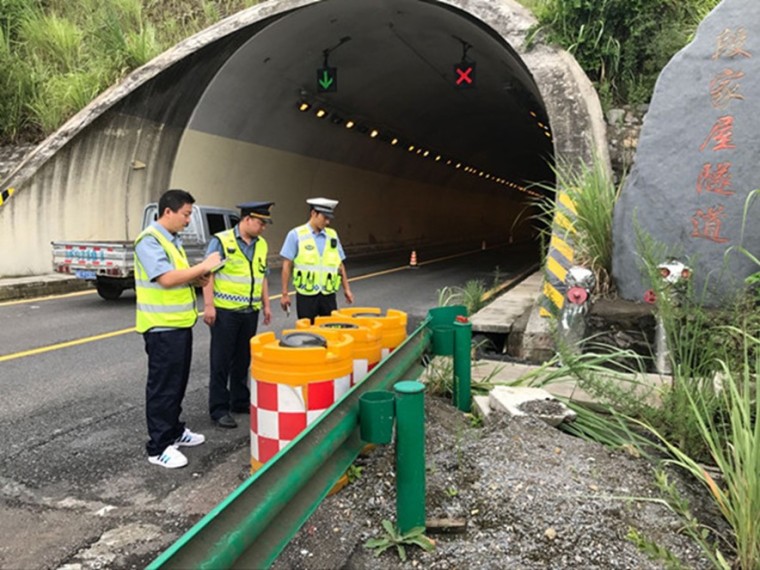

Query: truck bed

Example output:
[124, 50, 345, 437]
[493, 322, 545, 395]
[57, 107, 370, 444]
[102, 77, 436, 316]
[52, 240, 208, 280]
[51, 241, 134, 280]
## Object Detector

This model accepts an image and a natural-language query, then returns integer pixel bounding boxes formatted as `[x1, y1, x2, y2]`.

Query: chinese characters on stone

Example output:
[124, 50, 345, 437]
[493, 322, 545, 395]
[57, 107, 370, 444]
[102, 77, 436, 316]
[692, 28, 752, 244]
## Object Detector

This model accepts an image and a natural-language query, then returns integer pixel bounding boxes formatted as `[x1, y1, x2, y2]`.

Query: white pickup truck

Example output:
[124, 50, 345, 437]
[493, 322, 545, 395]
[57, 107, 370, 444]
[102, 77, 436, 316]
[52, 203, 240, 300]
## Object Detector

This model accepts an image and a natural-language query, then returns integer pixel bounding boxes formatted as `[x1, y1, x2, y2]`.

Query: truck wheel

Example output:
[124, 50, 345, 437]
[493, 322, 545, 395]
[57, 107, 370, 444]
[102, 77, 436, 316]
[96, 281, 123, 300]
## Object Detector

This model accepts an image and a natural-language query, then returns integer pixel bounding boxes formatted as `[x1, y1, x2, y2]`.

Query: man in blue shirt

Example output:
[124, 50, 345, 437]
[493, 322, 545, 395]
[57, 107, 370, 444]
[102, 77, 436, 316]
[134, 189, 221, 469]
[279, 197, 354, 322]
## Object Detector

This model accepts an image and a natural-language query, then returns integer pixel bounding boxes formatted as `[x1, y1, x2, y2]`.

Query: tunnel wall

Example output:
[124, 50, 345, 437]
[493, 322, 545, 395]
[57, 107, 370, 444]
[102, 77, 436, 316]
[171, 130, 528, 254]
[0, 0, 607, 277]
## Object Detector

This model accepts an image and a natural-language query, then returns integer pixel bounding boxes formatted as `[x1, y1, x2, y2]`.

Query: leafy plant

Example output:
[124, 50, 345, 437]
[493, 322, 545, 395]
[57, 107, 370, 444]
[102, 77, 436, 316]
[627, 527, 689, 570]
[364, 519, 435, 561]
[346, 463, 363, 484]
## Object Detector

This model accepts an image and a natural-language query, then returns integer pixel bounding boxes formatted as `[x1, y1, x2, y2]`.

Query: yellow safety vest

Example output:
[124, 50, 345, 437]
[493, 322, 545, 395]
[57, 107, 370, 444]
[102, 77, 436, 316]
[212, 229, 268, 310]
[134, 226, 197, 333]
[292, 224, 342, 295]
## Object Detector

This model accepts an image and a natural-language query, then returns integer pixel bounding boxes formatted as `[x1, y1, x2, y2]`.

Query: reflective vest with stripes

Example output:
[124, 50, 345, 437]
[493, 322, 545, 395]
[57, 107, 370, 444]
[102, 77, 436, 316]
[292, 224, 341, 295]
[134, 226, 197, 333]
[212, 229, 267, 310]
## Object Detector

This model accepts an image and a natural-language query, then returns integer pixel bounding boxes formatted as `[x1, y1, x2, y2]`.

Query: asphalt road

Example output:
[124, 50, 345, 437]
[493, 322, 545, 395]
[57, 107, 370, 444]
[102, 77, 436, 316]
[0, 243, 536, 569]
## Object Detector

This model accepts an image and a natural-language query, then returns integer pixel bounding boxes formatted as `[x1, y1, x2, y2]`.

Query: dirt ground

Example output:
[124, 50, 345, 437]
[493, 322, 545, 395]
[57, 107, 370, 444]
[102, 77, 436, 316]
[272, 393, 728, 569]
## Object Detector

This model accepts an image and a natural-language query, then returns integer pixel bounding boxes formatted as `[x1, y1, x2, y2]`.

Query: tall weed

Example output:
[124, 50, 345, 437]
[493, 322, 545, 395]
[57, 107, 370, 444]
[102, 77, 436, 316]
[533, 154, 620, 296]
[639, 333, 760, 569]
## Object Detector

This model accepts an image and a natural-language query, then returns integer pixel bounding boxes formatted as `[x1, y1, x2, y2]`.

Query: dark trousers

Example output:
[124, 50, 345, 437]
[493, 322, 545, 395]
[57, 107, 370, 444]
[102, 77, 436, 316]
[209, 308, 259, 419]
[296, 292, 338, 323]
[144, 328, 193, 456]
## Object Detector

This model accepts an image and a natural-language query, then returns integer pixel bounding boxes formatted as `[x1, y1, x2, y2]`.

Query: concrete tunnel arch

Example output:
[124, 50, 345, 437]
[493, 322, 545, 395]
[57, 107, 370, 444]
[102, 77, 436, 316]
[0, 0, 608, 277]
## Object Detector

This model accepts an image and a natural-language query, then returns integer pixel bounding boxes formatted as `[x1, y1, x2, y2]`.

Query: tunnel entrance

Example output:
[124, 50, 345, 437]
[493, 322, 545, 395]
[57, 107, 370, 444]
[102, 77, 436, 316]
[1, 0, 614, 277]
[169, 0, 554, 255]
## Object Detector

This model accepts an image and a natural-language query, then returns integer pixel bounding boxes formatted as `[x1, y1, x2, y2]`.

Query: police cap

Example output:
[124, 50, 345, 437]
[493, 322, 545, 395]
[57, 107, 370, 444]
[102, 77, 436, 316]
[307, 197, 339, 218]
[237, 201, 274, 224]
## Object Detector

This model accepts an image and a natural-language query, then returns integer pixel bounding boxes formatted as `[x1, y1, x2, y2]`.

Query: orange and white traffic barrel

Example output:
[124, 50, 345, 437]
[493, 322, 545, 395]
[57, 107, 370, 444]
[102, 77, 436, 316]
[296, 315, 382, 385]
[249, 330, 353, 469]
[334, 307, 408, 358]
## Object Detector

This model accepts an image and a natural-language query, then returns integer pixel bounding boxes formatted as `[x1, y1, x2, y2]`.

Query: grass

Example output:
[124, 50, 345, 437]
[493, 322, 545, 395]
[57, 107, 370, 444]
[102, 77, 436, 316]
[638, 335, 760, 569]
[436, 279, 487, 316]
[532, 154, 621, 297]
[0, 0, 261, 142]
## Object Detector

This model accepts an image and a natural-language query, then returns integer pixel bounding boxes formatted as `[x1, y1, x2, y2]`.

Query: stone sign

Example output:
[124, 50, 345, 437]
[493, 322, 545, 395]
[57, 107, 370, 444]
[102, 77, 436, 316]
[612, 0, 760, 304]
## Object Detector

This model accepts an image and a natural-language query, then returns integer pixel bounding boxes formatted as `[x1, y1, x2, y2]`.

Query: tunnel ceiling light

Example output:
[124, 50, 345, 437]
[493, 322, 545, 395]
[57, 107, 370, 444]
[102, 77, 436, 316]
[294, 96, 542, 199]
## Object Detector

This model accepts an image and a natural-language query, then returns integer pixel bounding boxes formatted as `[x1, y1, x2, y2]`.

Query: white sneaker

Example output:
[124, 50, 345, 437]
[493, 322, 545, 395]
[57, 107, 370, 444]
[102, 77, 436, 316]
[148, 446, 188, 469]
[174, 427, 205, 447]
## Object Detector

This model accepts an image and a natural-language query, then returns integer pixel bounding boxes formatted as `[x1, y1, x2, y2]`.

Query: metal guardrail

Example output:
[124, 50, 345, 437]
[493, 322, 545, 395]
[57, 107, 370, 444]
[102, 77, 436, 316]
[147, 318, 433, 570]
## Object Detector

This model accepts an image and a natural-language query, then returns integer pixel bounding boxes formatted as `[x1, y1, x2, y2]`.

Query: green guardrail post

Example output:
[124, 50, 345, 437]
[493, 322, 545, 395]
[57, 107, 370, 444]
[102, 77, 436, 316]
[453, 316, 472, 412]
[393, 380, 426, 534]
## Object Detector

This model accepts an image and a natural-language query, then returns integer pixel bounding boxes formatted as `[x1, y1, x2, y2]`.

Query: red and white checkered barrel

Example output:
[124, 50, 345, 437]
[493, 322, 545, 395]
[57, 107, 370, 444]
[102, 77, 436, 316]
[334, 307, 408, 358]
[249, 330, 353, 470]
[295, 316, 383, 385]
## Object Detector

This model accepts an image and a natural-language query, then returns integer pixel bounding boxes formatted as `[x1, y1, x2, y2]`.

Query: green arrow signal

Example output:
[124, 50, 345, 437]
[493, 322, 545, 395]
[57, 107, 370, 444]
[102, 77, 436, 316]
[318, 70, 334, 90]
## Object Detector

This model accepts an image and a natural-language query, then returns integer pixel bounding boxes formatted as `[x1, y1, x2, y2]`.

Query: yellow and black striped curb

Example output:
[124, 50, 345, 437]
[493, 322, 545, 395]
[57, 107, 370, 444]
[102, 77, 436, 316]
[540, 190, 576, 318]
[0, 187, 14, 207]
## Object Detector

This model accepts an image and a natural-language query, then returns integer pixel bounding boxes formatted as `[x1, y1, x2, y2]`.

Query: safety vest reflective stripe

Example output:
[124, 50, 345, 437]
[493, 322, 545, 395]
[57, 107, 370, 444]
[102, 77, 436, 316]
[136, 301, 197, 312]
[212, 229, 267, 310]
[134, 278, 164, 289]
[214, 273, 264, 286]
[213, 293, 262, 304]
[134, 226, 197, 333]
[292, 225, 341, 296]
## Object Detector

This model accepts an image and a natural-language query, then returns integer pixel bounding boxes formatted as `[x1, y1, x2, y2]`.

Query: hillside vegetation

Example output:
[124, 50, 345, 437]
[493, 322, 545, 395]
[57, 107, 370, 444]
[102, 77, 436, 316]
[0, 0, 259, 143]
[522, 0, 721, 108]
[0, 0, 720, 145]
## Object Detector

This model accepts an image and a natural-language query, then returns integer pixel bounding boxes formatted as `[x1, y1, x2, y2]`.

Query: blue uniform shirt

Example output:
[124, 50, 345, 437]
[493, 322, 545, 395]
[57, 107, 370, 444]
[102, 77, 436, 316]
[279, 224, 346, 261]
[135, 221, 185, 282]
[205, 225, 260, 262]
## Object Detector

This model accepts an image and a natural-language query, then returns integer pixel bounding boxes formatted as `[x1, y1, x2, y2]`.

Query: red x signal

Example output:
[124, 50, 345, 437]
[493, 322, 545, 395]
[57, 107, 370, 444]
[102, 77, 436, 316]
[453, 61, 476, 89]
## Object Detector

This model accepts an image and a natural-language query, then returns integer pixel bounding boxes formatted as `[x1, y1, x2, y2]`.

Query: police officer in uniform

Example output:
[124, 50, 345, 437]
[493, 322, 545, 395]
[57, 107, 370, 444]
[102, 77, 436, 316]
[203, 201, 273, 429]
[134, 189, 221, 469]
[279, 197, 354, 322]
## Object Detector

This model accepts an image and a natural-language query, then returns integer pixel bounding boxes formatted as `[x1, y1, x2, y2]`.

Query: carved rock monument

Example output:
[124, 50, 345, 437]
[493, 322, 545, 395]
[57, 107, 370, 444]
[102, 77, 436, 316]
[612, 0, 760, 304]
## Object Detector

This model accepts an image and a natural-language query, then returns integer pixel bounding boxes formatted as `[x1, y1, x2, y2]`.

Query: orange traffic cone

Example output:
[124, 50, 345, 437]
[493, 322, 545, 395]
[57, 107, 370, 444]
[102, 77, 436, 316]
[409, 250, 418, 268]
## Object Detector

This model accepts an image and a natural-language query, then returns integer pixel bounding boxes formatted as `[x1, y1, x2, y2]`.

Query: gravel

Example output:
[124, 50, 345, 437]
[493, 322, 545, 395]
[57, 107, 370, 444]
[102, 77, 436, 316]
[272, 392, 728, 569]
